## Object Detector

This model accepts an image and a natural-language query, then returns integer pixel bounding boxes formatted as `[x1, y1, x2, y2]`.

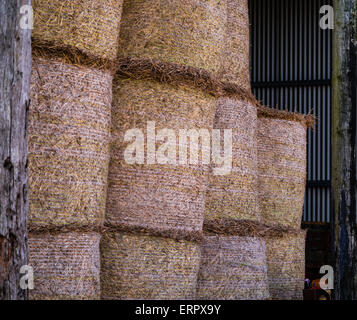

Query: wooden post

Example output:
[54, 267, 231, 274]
[0, 0, 31, 299]
[332, 0, 357, 300]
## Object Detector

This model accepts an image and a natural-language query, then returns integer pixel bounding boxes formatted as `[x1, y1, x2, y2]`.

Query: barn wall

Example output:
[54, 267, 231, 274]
[249, 0, 333, 223]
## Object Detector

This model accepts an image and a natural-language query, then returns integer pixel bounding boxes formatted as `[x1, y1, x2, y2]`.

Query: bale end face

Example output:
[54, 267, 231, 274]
[196, 235, 270, 300]
[29, 57, 112, 228]
[205, 98, 260, 223]
[29, 232, 101, 300]
[32, 0, 124, 61]
[258, 117, 307, 229]
[100, 232, 201, 300]
[266, 231, 306, 300]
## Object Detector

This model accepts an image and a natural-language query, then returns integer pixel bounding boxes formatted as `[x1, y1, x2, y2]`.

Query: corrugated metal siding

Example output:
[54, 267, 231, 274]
[249, 0, 332, 223]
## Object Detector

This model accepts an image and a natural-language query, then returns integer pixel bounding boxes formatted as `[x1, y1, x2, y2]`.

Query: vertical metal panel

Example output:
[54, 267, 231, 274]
[249, 0, 332, 223]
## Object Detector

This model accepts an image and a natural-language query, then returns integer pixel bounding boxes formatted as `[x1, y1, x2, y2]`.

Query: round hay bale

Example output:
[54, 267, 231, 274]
[29, 57, 112, 228]
[106, 77, 216, 235]
[219, 0, 250, 89]
[100, 232, 201, 300]
[32, 0, 123, 60]
[117, 0, 226, 73]
[28, 232, 101, 300]
[257, 117, 307, 229]
[266, 231, 306, 300]
[196, 235, 270, 300]
[204, 98, 260, 223]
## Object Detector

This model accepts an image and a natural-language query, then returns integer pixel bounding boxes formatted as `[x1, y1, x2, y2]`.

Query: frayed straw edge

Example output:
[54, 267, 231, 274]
[116, 57, 315, 128]
[203, 219, 305, 238]
[32, 39, 117, 74]
[28, 219, 305, 241]
[31, 41, 315, 128]
[257, 105, 315, 128]
[28, 223, 203, 243]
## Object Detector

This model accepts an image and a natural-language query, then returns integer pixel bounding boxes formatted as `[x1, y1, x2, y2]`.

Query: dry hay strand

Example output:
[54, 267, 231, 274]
[118, 0, 226, 73]
[196, 235, 270, 300]
[106, 77, 216, 234]
[116, 57, 262, 104]
[29, 57, 112, 228]
[258, 105, 315, 128]
[219, 0, 250, 89]
[204, 98, 260, 223]
[266, 230, 306, 300]
[257, 117, 307, 229]
[32, 0, 123, 61]
[32, 40, 117, 73]
[28, 232, 101, 300]
[103, 223, 203, 243]
[100, 232, 201, 300]
[203, 218, 303, 238]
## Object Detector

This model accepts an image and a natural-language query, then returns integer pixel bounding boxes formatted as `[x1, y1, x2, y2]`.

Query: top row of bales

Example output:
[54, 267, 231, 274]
[33, 0, 250, 89]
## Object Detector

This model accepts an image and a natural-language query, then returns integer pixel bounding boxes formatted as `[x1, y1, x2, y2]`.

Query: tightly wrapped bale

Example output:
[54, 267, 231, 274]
[118, 0, 226, 73]
[204, 98, 260, 224]
[266, 231, 306, 300]
[196, 236, 270, 300]
[32, 0, 123, 60]
[101, 232, 200, 299]
[28, 232, 101, 300]
[106, 77, 216, 236]
[219, 0, 251, 89]
[257, 113, 308, 229]
[29, 57, 112, 228]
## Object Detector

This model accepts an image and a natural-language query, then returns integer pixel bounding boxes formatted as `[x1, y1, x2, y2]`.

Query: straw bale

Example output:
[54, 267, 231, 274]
[204, 98, 260, 223]
[266, 231, 306, 300]
[106, 77, 216, 235]
[100, 232, 200, 300]
[118, 0, 226, 73]
[32, 0, 123, 60]
[258, 117, 307, 229]
[196, 236, 270, 300]
[28, 232, 101, 300]
[219, 0, 250, 89]
[29, 57, 112, 227]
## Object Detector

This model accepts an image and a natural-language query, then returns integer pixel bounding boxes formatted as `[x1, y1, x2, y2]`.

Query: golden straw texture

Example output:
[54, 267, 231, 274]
[118, 0, 226, 73]
[29, 57, 112, 228]
[266, 231, 306, 300]
[32, 0, 123, 60]
[196, 236, 270, 300]
[106, 77, 216, 234]
[205, 98, 260, 223]
[257, 118, 307, 229]
[219, 0, 250, 89]
[29, 232, 101, 300]
[101, 232, 201, 300]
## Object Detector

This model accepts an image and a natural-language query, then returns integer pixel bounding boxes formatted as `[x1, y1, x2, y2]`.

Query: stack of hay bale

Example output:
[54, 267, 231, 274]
[26, 0, 313, 301]
[27, 0, 123, 299]
[257, 106, 312, 300]
[196, 0, 270, 300]
[196, 0, 314, 300]
[100, 0, 228, 300]
[197, 102, 312, 300]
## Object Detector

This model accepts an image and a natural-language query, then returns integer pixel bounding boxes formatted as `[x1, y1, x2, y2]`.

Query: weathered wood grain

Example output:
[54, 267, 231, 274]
[0, 0, 31, 300]
[331, 0, 357, 300]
